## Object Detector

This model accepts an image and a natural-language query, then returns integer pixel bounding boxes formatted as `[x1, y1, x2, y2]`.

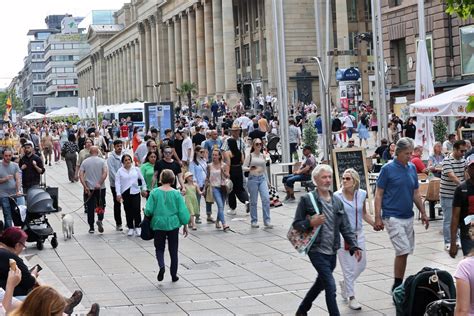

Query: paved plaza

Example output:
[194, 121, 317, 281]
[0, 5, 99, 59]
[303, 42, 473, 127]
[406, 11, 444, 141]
[22, 158, 462, 315]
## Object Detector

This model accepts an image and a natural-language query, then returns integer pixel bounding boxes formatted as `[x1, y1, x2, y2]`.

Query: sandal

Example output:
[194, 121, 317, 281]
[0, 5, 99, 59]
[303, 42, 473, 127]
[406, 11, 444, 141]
[215, 221, 222, 229]
[223, 225, 230, 232]
[192, 225, 197, 230]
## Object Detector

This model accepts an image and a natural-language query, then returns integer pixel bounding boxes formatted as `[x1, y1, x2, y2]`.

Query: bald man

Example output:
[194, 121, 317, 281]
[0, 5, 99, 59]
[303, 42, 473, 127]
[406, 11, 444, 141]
[79, 146, 108, 234]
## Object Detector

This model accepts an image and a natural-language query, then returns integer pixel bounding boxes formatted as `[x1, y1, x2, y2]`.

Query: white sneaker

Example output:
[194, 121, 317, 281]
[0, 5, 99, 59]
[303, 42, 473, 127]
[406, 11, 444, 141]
[251, 222, 260, 228]
[339, 280, 347, 300]
[227, 209, 237, 215]
[444, 243, 450, 251]
[127, 229, 134, 236]
[135, 228, 141, 236]
[349, 298, 362, 310]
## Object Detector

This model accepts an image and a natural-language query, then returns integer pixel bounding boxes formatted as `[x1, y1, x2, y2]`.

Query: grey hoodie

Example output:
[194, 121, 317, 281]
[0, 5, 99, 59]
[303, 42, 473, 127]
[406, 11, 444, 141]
[107, 151, 122, 187]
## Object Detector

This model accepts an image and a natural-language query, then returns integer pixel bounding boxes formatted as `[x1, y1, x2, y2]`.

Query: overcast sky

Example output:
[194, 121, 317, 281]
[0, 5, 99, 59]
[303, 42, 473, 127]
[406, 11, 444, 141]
[0, 0, 123, 89]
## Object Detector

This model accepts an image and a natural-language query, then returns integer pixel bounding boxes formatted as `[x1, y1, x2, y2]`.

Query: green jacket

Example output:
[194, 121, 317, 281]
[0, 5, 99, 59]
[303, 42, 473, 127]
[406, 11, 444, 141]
[144, 188, 190, 231]
[140, 162, 155, 189]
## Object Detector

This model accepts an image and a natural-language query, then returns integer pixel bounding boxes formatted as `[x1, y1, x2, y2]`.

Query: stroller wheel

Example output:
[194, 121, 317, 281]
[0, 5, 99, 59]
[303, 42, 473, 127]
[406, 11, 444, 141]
[36, 240, 44, 250]
[51, 237, 58, 249]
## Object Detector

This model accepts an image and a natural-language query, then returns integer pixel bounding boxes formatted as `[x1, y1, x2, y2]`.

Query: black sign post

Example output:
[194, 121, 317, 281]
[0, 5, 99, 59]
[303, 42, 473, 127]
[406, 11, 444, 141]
[332, 148, 373, 213]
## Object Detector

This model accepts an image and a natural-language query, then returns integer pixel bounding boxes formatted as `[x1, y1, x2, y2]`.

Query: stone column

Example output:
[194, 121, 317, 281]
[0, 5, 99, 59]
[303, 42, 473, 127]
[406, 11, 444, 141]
[138, 23, 147, 101]
[155, 15, 163, 85]
[150, 17, 158, 99]
[188, 8, 198, 86]
[114, 52, 119, 103]
[134, 40, 141, 100]
[195, 3, 207, 97]
[222, 0, 238, 102]
[130, 42, 136, 101]
[264, 0, 275, 93]
[181, 13, 190, 83]
[122, 47, 128, 103]
[204, 0, 215, 96]
[145, 21, 153, 101]
[126, 44, 133, 102]
[174, 17, 183, 92]
[167, 21, 176, 102]
[213, 0, 225, 96]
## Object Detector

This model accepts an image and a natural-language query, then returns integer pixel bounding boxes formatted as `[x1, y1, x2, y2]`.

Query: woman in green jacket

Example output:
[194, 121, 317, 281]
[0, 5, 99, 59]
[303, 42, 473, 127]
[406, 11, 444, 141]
[140, 151, 158, 192]
[144, 169, 190, 282]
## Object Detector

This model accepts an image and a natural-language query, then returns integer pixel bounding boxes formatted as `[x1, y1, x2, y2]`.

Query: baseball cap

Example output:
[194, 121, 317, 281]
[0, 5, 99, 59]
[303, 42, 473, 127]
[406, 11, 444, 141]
[466, 154, 474, 167]
[23, 141, 34, 147]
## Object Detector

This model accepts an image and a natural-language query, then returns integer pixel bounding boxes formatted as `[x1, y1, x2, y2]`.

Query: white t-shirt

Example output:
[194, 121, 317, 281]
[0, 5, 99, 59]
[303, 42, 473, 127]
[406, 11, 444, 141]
[237, 116, 251, 129]
[181, 137, 193, 162]
[343, 115, 354, 128]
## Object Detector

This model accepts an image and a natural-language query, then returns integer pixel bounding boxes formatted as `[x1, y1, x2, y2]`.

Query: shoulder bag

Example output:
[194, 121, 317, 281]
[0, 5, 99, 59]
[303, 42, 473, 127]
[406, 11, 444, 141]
[287, 192, 322, 254]
[140, 215, 154, 240]
[221, 164, 233, 194]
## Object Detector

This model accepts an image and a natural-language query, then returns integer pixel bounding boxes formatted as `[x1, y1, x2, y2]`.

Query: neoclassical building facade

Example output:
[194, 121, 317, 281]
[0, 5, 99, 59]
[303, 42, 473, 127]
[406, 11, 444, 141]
[77, 0, 370, 108]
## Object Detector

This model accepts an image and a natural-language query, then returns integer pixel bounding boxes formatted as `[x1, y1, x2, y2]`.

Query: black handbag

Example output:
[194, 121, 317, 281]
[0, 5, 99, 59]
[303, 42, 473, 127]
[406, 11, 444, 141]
[140, 216, 154, 241]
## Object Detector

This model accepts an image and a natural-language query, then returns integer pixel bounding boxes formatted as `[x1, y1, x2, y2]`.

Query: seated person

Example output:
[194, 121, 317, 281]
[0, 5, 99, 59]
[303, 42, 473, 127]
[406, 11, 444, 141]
[382, 142, 396, 162]
[371, 138, 388, 162]
[410, 145, 428, 174]
[346, 138, 356, 148]
[282, 145, 317, 202]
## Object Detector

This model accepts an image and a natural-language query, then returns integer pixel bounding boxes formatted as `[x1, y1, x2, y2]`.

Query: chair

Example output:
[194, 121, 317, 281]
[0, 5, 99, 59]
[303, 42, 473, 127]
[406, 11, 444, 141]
[425, 178, 441, 220]
[418, 173, 428, 182]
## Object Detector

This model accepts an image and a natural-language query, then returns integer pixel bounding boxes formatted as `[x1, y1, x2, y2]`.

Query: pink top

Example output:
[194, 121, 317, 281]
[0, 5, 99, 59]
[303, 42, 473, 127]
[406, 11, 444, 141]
[454, 256, 474, 314]
[370, 117, 378, 127]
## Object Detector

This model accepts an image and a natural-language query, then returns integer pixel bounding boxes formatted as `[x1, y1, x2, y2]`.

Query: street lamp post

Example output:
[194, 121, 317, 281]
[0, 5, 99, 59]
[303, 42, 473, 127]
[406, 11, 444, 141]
[90, 87, 101, 127]
[146, 81, 174, 104]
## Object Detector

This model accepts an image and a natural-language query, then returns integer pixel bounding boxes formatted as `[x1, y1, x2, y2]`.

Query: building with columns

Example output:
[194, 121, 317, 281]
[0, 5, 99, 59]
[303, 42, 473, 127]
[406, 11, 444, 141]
[77, 0, 342, 109]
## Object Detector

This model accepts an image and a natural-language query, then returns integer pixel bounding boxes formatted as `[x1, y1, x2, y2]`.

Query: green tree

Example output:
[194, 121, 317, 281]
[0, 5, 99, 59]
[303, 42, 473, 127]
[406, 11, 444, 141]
[176, 81, 197, 114]
[0, 89, 23, 117]
[446, 0, 474, 20]
[433, 117, 448, 142]
[302, 118, 319, 156]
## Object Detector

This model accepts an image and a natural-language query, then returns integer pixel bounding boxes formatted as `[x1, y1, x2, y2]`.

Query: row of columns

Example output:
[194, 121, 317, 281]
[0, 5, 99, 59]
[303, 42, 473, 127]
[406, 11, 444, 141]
[166, 0, 238, 102]
[105, 39, 141, 104]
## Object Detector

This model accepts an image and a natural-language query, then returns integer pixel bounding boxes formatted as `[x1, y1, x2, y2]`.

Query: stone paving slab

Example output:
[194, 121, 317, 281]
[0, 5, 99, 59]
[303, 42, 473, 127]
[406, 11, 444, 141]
[18, 155, 463, 315]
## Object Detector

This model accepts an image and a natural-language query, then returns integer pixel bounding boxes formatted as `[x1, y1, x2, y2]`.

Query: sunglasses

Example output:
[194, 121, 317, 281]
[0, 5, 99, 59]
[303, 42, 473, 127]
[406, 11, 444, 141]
[164, 151, 172, 154]
[349, 141, 354, 143]
[342, 177, 352, 181]
[255, 143, 262, 146]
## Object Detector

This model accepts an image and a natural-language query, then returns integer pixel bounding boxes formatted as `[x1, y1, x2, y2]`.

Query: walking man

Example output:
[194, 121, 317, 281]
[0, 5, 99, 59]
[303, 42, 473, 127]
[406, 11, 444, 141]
[0, 149, 21, 228]
[374, 137, 430, 292]
[19, 141, 45, 193]
[107, 140, 123, 231]
[293, 165, 361, 316]
[440, 140, 466, 250]
[79, 146, 108, 234]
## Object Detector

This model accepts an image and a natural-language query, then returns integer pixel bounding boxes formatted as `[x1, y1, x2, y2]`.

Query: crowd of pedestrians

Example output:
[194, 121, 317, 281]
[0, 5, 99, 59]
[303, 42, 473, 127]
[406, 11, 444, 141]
[0, 102, 473, 314]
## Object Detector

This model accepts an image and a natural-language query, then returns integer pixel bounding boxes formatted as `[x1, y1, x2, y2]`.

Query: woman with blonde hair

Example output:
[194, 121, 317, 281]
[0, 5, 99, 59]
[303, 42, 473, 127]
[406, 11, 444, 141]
[9, 285, 66, 316]
[334, 168, 375, 310]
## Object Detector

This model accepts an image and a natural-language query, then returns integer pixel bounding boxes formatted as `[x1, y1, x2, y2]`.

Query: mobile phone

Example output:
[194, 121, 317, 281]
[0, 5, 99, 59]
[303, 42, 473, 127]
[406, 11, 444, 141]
[29, 264, 42, 273]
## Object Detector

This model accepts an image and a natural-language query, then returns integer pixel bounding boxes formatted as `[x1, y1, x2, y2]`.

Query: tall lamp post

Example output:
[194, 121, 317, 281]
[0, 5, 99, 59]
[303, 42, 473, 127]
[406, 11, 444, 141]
[146, 81, 174, 104]
[90, 87, 101, 127]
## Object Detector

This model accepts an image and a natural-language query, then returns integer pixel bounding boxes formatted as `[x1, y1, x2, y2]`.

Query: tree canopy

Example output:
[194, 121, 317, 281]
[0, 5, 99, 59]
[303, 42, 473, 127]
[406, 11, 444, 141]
[445, 0, 474, 20]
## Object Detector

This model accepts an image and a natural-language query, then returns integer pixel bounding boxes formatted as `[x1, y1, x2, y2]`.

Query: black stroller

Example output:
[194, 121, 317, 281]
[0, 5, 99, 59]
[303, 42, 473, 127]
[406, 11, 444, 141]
[10, 187, 59, 250]
[266, 133, 282, 163]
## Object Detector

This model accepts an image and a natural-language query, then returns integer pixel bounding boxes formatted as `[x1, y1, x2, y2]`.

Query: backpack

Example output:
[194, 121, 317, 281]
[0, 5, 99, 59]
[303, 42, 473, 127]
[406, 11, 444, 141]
[424, 299, 456, 316]
[393, 267, 456, 316]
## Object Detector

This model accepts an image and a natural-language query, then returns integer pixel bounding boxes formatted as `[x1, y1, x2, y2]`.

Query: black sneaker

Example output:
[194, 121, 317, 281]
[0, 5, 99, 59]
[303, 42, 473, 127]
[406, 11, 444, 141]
[88, 228, 94, 234]
[157, 267, 165, 282]
[172, 276, 179, 282]
[97, 221, 104, 233]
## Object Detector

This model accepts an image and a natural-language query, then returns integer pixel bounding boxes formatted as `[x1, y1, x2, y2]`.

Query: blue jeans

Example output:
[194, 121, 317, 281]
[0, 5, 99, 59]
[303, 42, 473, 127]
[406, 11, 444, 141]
[298, 252, 339, 315]
[212, 187, 226, 225]
[247, 175, 271, 225]
[441, 197, 458, 244]
[282, 174, 310, 189]
[0, 197, 13, 228]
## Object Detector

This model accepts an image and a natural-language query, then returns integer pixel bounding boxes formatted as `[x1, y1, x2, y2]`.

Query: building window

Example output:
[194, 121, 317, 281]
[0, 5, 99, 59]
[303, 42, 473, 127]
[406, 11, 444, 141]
[348, 0, 357, 22]
[254, 41, 260, 64]
[234, 6, 239, 36]
[243, 44, 250, 67]
[243, 1, 249, 33]
[460, 25, 474, 75]
[388, 0, 402, 8]
[391, 39, 408, 85]
[235, 48, 241, 68]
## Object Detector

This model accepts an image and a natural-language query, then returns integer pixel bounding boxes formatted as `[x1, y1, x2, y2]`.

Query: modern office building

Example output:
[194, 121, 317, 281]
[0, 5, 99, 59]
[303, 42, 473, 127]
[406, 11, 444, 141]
[45, 14, 70, 30]
[43, 16, 90, 111]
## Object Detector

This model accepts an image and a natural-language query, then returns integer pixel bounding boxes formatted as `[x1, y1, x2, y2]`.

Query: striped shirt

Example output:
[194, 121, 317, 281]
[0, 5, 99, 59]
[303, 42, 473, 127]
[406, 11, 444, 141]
[440, 154, 465, 198]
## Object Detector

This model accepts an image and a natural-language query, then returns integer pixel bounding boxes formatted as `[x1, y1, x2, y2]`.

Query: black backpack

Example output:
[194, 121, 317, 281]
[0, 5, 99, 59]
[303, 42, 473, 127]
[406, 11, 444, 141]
[424, 299, 456, 316]
[394, 267, 456, 316]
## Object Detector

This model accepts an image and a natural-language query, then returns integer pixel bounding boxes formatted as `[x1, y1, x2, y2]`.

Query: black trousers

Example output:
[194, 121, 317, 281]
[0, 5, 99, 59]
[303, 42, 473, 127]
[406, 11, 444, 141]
[110, 186, 123, 226]
[122, 189, 141, 229]
[85, 188, 106, 228]
[228, 165, 249, 210]
[154, 228, 179, 278]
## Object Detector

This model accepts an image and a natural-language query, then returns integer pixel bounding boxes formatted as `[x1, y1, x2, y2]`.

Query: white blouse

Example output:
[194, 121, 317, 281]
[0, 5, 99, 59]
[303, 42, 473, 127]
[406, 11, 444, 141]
[115, 166, 147, 195]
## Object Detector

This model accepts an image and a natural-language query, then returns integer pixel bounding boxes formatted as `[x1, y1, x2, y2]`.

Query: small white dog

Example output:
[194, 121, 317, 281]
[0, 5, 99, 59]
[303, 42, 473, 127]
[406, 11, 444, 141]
[61, 214, 74, 240]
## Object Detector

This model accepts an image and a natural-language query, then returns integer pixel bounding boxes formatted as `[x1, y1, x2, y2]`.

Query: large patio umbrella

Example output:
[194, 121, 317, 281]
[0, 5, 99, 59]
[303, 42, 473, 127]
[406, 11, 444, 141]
[46, 107, 79, 118]
[22, 111, 45, 120]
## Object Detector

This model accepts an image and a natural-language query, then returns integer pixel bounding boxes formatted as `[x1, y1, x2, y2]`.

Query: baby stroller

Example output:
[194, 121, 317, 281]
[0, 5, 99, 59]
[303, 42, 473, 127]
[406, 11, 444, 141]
[266, 133, 282, 163]
[10, 187, 59, 250]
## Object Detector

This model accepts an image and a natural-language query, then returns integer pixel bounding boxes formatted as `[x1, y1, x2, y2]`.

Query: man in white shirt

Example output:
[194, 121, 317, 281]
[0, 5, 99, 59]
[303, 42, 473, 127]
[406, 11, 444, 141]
[181, 130, 193, 167]
[265, 93, 272, 106]
[343, 113, 355, 138]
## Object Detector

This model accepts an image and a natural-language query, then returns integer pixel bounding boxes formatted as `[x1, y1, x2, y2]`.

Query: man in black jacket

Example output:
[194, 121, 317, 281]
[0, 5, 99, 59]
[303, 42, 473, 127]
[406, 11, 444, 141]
[293, 164, 361, 316]
[19, 141, 44, 193]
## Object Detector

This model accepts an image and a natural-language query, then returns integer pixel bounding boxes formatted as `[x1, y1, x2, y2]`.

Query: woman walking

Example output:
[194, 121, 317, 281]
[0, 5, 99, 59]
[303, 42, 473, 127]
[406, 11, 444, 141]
[226, 138, 249, 215]
[335, 168, 374, 310]
[243, 139, 272, 228]
[61, 134, 79, 183]
[51, 129, 61, 164]
[145, 169, 190, 282]
[206, 149, 230, 231]
[140, 151, 158, 191]
[357, 116, 370, 148]
[115, 154, 148, 236]
[76, 127, 87, 151]
[188, 145, 210, 224]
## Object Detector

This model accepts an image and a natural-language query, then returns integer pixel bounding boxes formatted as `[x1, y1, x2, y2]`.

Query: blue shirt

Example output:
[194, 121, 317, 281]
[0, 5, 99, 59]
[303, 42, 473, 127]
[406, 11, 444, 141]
[376, 159, 419, 219]
[203, 139, 222, 161]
